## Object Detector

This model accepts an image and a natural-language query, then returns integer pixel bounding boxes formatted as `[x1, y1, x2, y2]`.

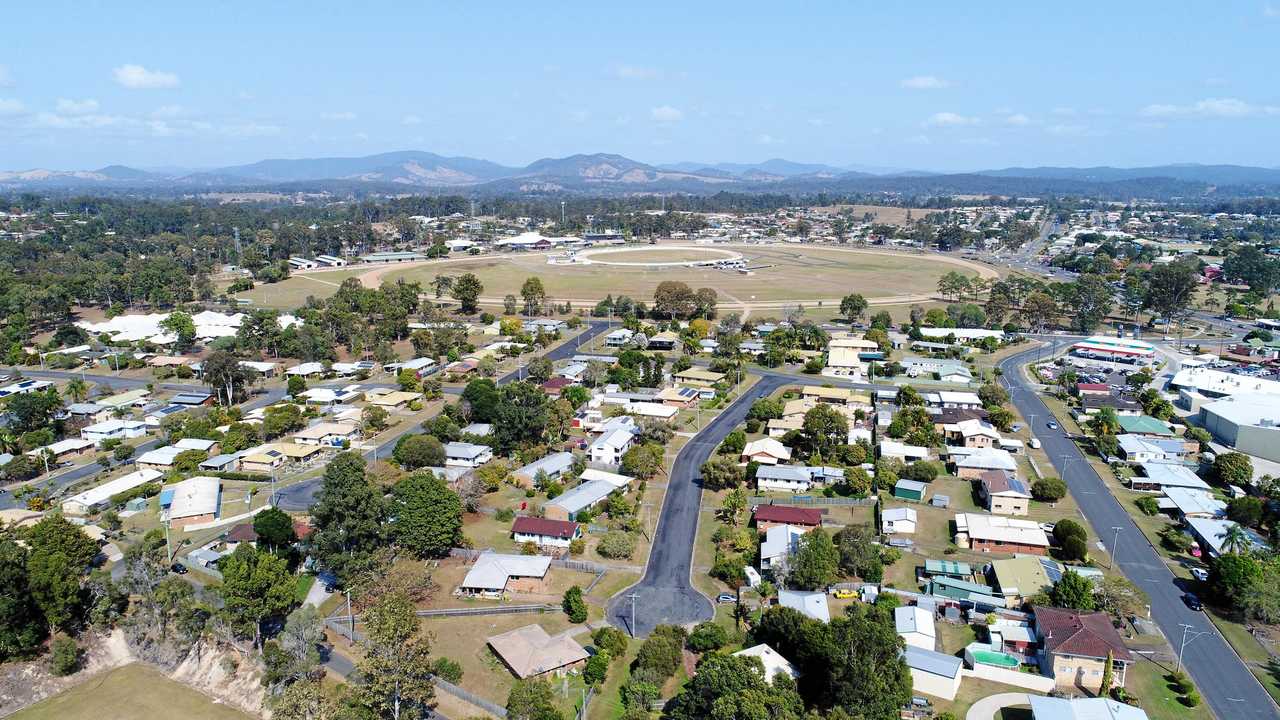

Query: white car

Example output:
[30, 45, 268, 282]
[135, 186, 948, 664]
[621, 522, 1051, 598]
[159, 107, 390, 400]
[1190, 567, 1209, 582]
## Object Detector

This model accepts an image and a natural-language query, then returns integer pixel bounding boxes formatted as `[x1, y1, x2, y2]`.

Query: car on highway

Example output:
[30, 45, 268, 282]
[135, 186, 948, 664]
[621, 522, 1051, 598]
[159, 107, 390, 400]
[716, 593, 737, 604]
[170, 562, 187, 575]
[1046, 420, 1059, 430]
[1190, 567, 1209, 582]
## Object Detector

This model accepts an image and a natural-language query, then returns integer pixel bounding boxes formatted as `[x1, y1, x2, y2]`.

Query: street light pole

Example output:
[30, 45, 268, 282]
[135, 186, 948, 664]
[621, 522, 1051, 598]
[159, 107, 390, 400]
[1109, 526, 1122, 570]
[627, 592, 640, 638]
[1176, 623, 1210, 673]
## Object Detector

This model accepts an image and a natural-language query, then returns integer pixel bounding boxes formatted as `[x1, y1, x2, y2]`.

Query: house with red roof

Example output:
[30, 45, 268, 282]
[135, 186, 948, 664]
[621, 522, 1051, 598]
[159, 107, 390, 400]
[512, 516, 581, 550]
[1034, 606, 1133, 693]
[753, 505, 823, 532]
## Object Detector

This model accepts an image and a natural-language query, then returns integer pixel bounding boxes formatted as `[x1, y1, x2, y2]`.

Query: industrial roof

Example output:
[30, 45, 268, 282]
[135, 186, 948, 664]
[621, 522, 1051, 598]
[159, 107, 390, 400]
[62, 469, 162, 511]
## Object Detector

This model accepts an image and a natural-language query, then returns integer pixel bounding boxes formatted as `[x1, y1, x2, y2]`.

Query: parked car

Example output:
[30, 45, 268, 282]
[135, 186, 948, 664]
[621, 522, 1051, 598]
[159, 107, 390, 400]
[1190, 567, 1209, 582]
[1029, 438, 1042, 449]
[716, 593, 737, 604]
[832, 588, 857, 599]
[1184, 592, 1203, 611]
[170, 562, 187, 575]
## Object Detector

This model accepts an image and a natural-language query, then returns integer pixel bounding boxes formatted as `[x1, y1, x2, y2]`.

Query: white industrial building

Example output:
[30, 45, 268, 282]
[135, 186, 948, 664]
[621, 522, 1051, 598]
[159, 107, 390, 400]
[1198, 394, 1280, 463]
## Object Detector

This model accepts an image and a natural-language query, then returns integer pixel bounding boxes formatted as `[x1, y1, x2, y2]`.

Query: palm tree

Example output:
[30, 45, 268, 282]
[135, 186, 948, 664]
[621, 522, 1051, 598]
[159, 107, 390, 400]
[1222, 524, 1252, 555]
[64, 378, 89, 403]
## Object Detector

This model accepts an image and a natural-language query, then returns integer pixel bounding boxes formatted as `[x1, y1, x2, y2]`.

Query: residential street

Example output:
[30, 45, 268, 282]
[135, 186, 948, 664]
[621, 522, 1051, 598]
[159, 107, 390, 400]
[999, 344, 1279, 720]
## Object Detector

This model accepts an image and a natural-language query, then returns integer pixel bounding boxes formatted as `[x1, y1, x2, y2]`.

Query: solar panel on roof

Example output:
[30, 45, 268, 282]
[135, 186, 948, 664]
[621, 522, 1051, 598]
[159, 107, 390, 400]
[1008, 478, 1031, 495]
[1040, 558, 1063, 583]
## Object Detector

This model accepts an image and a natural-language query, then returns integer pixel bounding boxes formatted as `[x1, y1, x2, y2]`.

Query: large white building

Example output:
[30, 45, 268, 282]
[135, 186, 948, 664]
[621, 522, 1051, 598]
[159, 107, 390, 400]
[1198, 394, 1280, 463]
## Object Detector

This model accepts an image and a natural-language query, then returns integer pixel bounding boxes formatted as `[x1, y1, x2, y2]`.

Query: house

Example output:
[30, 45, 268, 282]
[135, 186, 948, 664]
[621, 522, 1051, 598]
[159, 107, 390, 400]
[755, 465, 818, 494]
[544, 468, 633, 521]
[523, 319, 568, 335]
[879, 441, 930, 464]
[512, 452, 576, 487]
[165, 476, 221, 529]
[80, 419, 147, 444]
[299, 385, 364, 405]
[1115, 414, 1175, 438]
[62, 468, 162, 515]
[927, 575, 1006, 609]
[951, 448, 1018, 479]
[1129, 462, 1211, 493]
[929, 391, 983, 410]
[461, 422, 493, 437]
[1028, 696, 1149, 720]
[226, 522, 258, 550]
[66, 402, 112, 426]
[97, 388, 150, 410]
[292, 422, 360, 447]
[739, 437, 791, 466]
[386, 357, 438, 377]
[604, 329, 637, 348]
[511, 516, 581, 549]
[760, 523, 805, 573]
[368, 390, 420, 409]
[882, 507, 918, 534]
[674, 368, 725, 388]
[895, 605, 936, 650]
[754, 504, 822, 531]
[902, 645, 964, 700]
[1184, 517, 1271, 557]
[1078, 394, 1142, 416]
[589, 426, 635, 467]
[1075, 383, 1111, 397]
[950, 419, 1003, 449]
[331, 360, 374, 376]
[954, 513, 1050, 555]
[990, 556, 1060, 607]
[200, 453, 242, 473]
[239, 448, 286, 474]
[1034, 606, 1133, 692]
[734, 644, 801, 682]
[445, 441, 494, 468]
[285, 362, 327, 378]
[0, 379, 54, 398]
[171, 392, 215, 407]
[800, 385, 868, 406]
[487, 624, 589, 679]
[893, 479, 927, 502]
[28, 437, 95, 464]
[459, 552, 552, 596]
[778, 590, 830, 623]
[977, 471, 1033, 516]
[1161, 487, 1226, 520]
[143, 405, 187, 427]
[645, 330, 678, 351]
[822, 337, 874, 379]
[657, 386, 700, 407]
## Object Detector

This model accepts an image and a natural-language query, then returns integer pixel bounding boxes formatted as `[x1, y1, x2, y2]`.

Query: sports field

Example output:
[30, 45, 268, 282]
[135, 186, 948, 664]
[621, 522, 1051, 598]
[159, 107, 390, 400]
[230, 244, 996, 310]
[13, 664, 252, 720]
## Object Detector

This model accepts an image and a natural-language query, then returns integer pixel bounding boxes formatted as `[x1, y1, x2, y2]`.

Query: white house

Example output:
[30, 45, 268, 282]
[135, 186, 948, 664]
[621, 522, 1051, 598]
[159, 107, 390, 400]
[445, 442, 494, 468]
[760, 524, 805, 573]
[62, 468, 163, 515]
[778, 589, 830, 623]
[895, 605, 937, 650]
[882, 507, 918, 534]
[589, 427, 635, 467]
[742, 437, 792, 465]
[80, 419, 148, 445]
[734, 644, 801, 682]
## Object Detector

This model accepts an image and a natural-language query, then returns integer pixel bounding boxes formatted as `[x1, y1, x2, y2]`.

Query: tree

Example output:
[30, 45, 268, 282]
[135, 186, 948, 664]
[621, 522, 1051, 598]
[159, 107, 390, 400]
[653, 280, 697, 319]
[1209, 553, 1262, 607]
[1221, 523, 1253, 555]
[309, 452, 386, 584]
[583, 651, 609, 686]
[719, 487, 747, 526]
[391, 471, 462, 558]
[0, 536, 45, 660]
[596, 531, 636, 560]
[1213, 452, 1253, 487]
[160, 310, 197, 351]
[450, 273, 484, 314]
[357, 591, 436, 720]
[526, 356, 553, 384]
[665, 653, 805, 720]
[1099, 650, 1114, 697]
[1032, 477, 1067, 502]
[7, 390, 62, 434]
[700, 456, 744, 490]
[392, 434, 445, 470]
[1096, 575, 1147, 620]
[621, 443, 664, 480]
[278, 605, 325, 684]
[788, 528, 839, 590]
[491, 381, 549, 454]
[840, 293, 868, 324]
[802, 404, 848, 455]
[1065, 275, 1113, 333]
[253, 507, 297, 552]
[506, 679, 564, 720]
[63, 377, 89, 404]
[202, 350, 254, 405]
[1144, 260, 1200, 330]
[286, 375, 307, 398]
[218, 544, 295, 648]
[520, 277, 547, 316]
[1020, 291, 1060, 331]
[685, 621, 728, 652]
[24, 515, 100, 633]
[562, 585, 587, 623]
[1049, 570, 1096, 610]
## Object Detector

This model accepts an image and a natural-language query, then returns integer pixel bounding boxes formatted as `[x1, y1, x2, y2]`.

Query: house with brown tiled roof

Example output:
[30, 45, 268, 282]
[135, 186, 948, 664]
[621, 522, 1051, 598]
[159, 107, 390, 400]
[1034, 606, 1133, 693]
[511, 515, 581, 549]
[754, 504, 822, 532]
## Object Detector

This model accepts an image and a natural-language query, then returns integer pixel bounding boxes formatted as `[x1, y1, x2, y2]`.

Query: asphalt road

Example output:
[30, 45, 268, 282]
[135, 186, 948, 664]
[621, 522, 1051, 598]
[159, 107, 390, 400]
[999, 344, 1279, 720]
[606, 374, 790, 637]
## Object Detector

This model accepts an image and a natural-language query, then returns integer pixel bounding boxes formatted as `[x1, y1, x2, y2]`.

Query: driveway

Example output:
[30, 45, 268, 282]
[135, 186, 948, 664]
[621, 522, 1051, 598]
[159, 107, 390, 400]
[1000, 343, 1278, 719]
[606, 374, 790, 637]
[965, 692, 1031, 720]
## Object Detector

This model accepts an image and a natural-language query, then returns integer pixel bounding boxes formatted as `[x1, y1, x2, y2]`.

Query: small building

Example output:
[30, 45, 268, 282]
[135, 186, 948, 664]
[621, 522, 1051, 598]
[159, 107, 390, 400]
[200, 453, 242, 473]
[778, 589, 830, 623]
[990, 556, 1059, 608]
[741, 437, 792, 465]
[511, 516, 581, 549]
[951, 448, 1018, 479]
[1129, 462, 1211, 493]
[893, 479, 927, 502]
[285, 362, 326, 378]
[1034, 606, 1133, 693]
[977, 471, 1033, 516]
[882, 507, 918, 534]
[66, 402, 112, 425]
[487, 624, 589, 679]
[756, 465, 816, 494]
[879, 441, 930, 464]
[170, 392, 215, 407]
[754, 504, 822, 532]
[645, 330, 678, 351]
[512, 451, 576, 487]
[1115, 414, 1175, 438]
[895, 605, 937, 650]
[459, 552, 552, 597]
[292, 422, 360, 447]
[1184, 517, 1271, 557]
[734, 644, 801, 682]
[444, 441, 494, 468]
[28, 437, 95, 464]
[368, 390, 420, 409]
[902, 645, 963, 700]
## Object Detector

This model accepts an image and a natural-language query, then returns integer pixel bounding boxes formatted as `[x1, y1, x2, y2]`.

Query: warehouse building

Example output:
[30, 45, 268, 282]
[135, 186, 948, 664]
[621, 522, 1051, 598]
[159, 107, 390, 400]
[1198, 394, 1280, 463]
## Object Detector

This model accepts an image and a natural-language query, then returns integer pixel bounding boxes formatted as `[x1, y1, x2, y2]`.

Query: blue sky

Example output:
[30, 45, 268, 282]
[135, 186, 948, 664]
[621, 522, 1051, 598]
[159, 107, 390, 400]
[4, 1, 1280, 172]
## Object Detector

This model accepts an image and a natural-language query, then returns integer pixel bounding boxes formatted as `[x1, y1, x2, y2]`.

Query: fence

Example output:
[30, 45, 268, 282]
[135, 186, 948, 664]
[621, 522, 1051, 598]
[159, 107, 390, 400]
[329, 603, 558, 625]
[748, 495, 877, 507]
[435, 677, 509, 718]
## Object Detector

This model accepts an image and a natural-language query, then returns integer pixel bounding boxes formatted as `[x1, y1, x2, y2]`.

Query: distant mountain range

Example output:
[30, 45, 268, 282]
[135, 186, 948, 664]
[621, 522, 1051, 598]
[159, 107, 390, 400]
[3, 152, 1279, 200]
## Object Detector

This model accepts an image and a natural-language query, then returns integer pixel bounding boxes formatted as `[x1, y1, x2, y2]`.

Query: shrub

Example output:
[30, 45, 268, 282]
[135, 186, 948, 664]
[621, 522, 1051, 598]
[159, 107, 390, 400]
[1053, 519, 1087, 546]
[1181, 690, 1201, 707]
[597, 531, 636, 559]
[1060, 535, 1089, 562]
[563, 586, 588, 623]
[569, 538, 585, 556]
[495, 507, 515, 522]
[686, 622, 728, 652]
[584, 652, 610, 685]
[431, 657, 463, 683]
[1032, 477, 1067, 502]
[112, 443, 135, 461]
[593, 627, 629, 658]
[1134, 496, 1160, 516]
[49, 637, 80, 676]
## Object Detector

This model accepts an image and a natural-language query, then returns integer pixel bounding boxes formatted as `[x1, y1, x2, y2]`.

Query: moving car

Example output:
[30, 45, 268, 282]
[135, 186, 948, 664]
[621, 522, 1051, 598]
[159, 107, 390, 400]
[1046, 420, 1059, 430]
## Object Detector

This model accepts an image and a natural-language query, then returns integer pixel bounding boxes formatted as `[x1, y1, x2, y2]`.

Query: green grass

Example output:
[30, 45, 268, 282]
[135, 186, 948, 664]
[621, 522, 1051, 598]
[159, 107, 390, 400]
[1205, 607, 1280, 704]
[1123, 655, 1215, 720]
[294, 573, 316, 603]
[12, 664, 253, 720]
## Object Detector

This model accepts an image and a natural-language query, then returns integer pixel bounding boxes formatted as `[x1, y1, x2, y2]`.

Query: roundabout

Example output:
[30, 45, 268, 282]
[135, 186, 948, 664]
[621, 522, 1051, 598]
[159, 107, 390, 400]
[554, 244, 744, 267]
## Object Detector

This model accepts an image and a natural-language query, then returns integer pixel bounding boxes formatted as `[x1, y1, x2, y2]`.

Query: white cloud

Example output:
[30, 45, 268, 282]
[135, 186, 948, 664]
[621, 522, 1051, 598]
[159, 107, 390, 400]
[0, 66, 12, 87]
[901, 75, 950, 90]
[650, 105, 683, 123]
[151, 104, 185, 118]
[1140, 97, 1280, 118]
[926, 111, 978, 127]
[33, 112, 127, 129]
[113, 64, 180, 89]
[401, 114, 423, 125]
[354, 132, 369, 141]
[1005, 113, 1031, 126]
[0, 98, 25, 115]
[55, 98, 99, 115]
[320, 111, 357, 121]
[147, 120, 175, 137]
[615, 64, 659, 80]
[808, 117, 829, 127]
[755, 133, 783, 145]
[1266, 2, 1279, 17]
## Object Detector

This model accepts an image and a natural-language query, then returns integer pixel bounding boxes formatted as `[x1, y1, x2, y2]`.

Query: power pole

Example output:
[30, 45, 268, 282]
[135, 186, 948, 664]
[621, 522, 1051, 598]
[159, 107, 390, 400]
[627, 592, 640, 638]
[1109, 526, 1123, 569]
[1176, 623, 1209, 673]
